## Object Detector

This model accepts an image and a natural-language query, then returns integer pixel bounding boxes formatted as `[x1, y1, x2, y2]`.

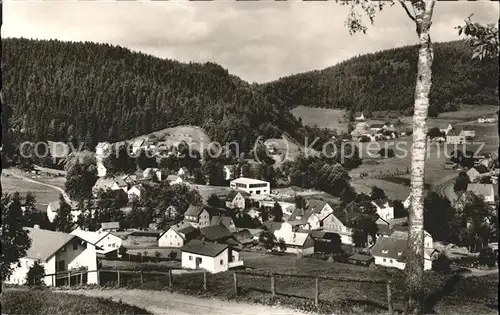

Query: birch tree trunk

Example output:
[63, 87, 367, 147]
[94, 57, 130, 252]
[405, 1, 435, 315]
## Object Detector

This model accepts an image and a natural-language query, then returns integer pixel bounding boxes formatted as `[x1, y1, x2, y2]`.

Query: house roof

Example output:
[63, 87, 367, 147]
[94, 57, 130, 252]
[93, 178, 116, 191]
[24, 227, 78, 262]
[263, 221, 283, 233]
[274, 231, 312, 247]
[370, 237, 408, 262]
[467, 183, 495, 198]
[372, 199, 389, 209]
[70, 229, 108, 246]
[210, 216, 234, 229]
[230, 177, 269, 185]
[447, 128, 459, 136]
[111, 230, 160, 239]
[101, 222, 120, 230]
[332, 211, 364, 227]
[370, 124, 385, 129]
[226, 190, 250, 201]
[348, 254, 374, 262]
[233, 229, 254, 244]
[181, 239, 232, 257]
[199, 224, 233, 241]
[184, 205, 205, 217]
[167, 175, 181, 182]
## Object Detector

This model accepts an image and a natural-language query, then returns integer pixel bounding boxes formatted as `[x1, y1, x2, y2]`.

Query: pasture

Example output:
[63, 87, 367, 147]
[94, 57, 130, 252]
[1, 170, 65, 208]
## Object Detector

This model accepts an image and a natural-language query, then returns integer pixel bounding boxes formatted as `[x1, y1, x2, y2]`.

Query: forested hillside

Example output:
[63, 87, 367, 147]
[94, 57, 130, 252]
[260, 40, 498, 114]
[2, 38, 301, 154]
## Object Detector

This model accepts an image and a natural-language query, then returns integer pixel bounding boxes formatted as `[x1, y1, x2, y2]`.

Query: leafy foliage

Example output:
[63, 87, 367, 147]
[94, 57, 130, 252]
[1, 192, 32, 281]
[457, 16, 499, 60]
[53, 194, 75, 233]
[26, 260, 46, 286]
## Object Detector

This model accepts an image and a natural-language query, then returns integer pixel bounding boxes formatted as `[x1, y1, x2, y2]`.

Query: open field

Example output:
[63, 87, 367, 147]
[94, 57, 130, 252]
[129, 125, 211, 154]
[1, 168, 66, 208]
[1, 289, 151, 315]
[350, 178, 410, 201]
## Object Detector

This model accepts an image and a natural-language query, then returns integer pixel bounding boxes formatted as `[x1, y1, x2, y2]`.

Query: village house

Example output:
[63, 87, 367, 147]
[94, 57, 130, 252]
[6, 227, 98, 286]
[446, 129, 466, 145]
[439, 124, 453, 135]
[210, 215, 236, 232]
[466, 165, 490, 182]
[92, 177, 128, 196]
[225, 190, 250, 210]
[322, 210, 366, 245]
[131, 139, 146, 154]
[180, 239, 243, 273]
[95, 142, 111, 178]
[70, 228, 122, 258]
[199, 224, 238, 245]
[459, 130, 476, 142]
[184, 205, 211, 228]
[177, 167, 190, 178]
[110, 230, 160, 248]
[355, 112, 366, 121]
[273, 230, 315, 256]
[158, 225, 199, 248]
[166, 175, 184, 185]
[46, 200, 81, 223]
[286, 200, 335, 231]
[371, 229, 436, 271]
[369, 123, 387, 134]
[232, 229, 255, 247]
[230, 177, 270, 195]
[100, 221, 121, 232]
[478, 117, 496, 124]
[127, 184, 144, 201]
[143, 168, 162, 181]
[371, 199, 394, 221]
[375, 217, 392, 239]
[466, 183, 497, 204]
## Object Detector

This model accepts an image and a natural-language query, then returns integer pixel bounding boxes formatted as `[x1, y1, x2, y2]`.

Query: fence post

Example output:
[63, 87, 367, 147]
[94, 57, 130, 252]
[52, 274, 55, 287]
[97, 270, 100, 286]
[80, 272, 83, 286]
[117, 270, 121, 287]
[233, 273, 238, 296]
[140, 271, 143, 285]
[387, 280, 393, 315]
[314, 278, 319, 308]
[67, 272, 71, 287]
[270, 274, 275, 298]
[168, 269, 173, 290]
[203, 271, 207, 291]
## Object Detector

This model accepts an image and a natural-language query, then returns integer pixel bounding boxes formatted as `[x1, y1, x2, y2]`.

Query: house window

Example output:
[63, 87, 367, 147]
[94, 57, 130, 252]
[390, 260, 393, 264]
[220, 259, 224, 265]
[383, 259, 386, 263]
[57, 260, 66, 272]
[73, 243, 78, 251]
[189, 255, 193, 260]
[382, 250, 388, 254]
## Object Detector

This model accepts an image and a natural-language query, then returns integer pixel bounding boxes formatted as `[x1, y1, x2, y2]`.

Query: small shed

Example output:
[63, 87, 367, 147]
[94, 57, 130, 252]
[347, 253, 374, 266]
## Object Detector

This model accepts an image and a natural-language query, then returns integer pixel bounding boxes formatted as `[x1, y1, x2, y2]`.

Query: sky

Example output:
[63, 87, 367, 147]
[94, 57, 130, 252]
[3, 1, 499, 83]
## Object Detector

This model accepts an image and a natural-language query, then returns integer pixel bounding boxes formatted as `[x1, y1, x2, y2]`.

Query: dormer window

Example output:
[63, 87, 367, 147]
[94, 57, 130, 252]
[397, 251, 403, 256]
[382, 250, 388, 254]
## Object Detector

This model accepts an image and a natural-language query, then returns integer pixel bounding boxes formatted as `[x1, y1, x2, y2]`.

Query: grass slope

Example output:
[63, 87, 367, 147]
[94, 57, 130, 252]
[1, 289, 151, 315]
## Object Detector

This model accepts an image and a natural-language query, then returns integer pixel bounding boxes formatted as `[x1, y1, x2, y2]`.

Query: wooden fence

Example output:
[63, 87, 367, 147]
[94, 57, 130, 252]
[42, 268, 395, 314]
[233, 271, 394, 314]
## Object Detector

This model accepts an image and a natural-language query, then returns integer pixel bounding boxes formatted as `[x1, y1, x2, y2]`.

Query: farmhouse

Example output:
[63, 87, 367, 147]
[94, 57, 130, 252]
[6, 227, 98, 286]
[180, 239, 243, 273]
[285, 200, 336, 231]
[92, 177, 128, 196]
[110, 230, 160, 247]
[210, 215, 236, 232]
[466, 165, 490, 182]
[166, 175, 184, 185]
[158, 225, 199, 248]
[225, 190, 250, 210]
[370, 231, 436, 271]
[273, 231, 315, 256]
[322, 210, 366, 245]
[199, 224, 237, 245]
[230, 177, 270, 195]
[184, 205, 211, 228]
[371, 200, 394, 221]
[70, 228, 122, 257]
[446, 129, 465, 145]
[466, 183, 496, 204]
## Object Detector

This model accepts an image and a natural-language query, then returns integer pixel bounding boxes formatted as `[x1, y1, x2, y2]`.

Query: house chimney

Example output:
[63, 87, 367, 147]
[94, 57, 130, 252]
[33, 224, 40, 229]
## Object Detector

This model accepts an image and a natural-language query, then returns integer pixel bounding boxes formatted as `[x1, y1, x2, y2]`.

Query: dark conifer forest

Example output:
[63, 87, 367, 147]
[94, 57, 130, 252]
[2, 38, 498, 161]
[260, 40, 498, 113]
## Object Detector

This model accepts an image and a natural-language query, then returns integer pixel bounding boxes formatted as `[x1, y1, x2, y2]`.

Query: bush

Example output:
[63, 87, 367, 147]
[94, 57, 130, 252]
[169, 251, 178, 260]
[432, 254, 452, 274]
[26, 260, 46, 286]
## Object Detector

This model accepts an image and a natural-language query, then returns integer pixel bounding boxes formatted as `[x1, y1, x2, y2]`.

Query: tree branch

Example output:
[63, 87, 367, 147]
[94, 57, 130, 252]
[399, 0, 417, 23]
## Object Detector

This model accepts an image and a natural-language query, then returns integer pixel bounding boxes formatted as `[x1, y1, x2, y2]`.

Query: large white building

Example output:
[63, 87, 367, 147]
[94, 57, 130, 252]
[180, 240, 243, 273]
[230, 177, 270, 195]
[6, 227, 98, 286]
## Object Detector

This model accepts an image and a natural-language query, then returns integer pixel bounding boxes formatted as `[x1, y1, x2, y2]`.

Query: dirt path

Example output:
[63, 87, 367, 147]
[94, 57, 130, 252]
[57, 289, 312, 315]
